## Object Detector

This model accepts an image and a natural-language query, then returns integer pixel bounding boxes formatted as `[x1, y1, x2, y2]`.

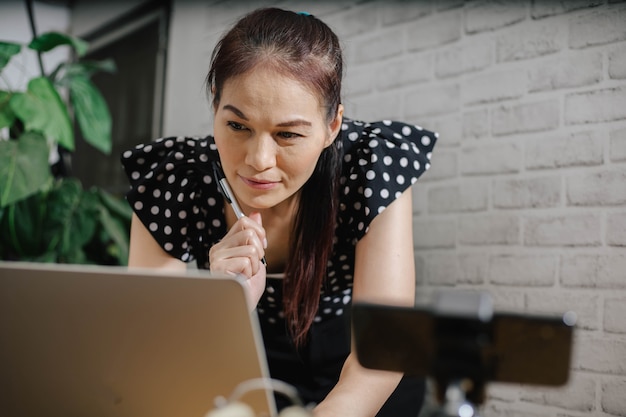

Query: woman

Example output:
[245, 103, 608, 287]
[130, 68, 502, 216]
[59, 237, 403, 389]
[122, 7, 436, 417]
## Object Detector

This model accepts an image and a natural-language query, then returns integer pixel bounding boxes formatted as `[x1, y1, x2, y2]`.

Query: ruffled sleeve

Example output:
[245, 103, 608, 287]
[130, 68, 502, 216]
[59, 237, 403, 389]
[338, 118, 437, 241]
[120, 135, 225, 263]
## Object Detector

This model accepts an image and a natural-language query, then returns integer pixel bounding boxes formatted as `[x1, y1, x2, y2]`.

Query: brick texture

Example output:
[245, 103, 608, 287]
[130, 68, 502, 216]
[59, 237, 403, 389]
[567, 169, 626, 206]
[524, 213, 602, 247]
[405, 83, 460, 118]
[406, 9, 462, 51]
[520, 372, 596, 412]
[465, 1, 526, 34]
[492, 100, 560, 136]
[488, 254, 557, 286]
[424, 253, 458, 286]
[531, 0, 604, 19]
[493, 176, 561, 209]
[525, 130, 603, 170]
[611, 127, 626, 162]
[609, 43, 626, 79]
[566, 86, 626, 125]
[459, 214, 519, 245]
[463, 69, 526, 105]
[561, 254, 626, 288]
[428, 180, 489, 213]
[574, 335, 626, 375]
[526, 291, 600, 330]
[460, 143, 521, 175]
[569, 6, 626, 48]
[458, 253, 487, 284]
[462, 109, 489, 140]
[353, 27, 405, 64]
[607, 212, 626, 246]
[436, 40, 491, 79]
[604, 297, 626, 334]
[496, 21, 566, 62]
[428, 114, 461, 148]
[377, 53, 432, 90]
[528, 51, 602, 92]
[380, 0, 431, 26]
[601, 377, 626, 415]
[420, 150, 457, 181]
[413, 219, 456, 249]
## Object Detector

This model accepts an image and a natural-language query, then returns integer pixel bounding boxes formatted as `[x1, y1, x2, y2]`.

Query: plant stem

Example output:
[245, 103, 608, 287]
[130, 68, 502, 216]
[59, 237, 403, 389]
[25, 0, 45, 77]
[8, 204, 25, 257]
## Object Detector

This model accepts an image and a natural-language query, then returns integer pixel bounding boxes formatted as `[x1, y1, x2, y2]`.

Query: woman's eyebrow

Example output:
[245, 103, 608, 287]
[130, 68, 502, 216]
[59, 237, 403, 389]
[222, 104, 248, 120]
[277, 119, 312, 127]
[222, 104, 312, 128]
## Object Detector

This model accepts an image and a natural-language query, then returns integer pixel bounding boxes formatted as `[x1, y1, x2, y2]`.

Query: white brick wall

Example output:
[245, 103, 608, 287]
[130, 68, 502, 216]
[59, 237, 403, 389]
[165, 1, 626, 415]
[324, 1, 626, 416]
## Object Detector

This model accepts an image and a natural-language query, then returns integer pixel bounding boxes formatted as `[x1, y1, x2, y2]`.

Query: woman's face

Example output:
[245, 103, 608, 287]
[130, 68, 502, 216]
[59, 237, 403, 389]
[213, 65, 343, 213]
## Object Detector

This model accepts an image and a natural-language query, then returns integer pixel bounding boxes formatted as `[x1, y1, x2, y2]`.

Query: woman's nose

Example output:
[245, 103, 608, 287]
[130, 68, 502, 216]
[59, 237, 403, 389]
[245, 133, 276, 171]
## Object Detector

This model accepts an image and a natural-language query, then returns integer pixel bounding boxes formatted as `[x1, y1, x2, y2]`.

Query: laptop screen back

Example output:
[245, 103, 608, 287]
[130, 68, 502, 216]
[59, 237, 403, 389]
[0, 262, 274, 417]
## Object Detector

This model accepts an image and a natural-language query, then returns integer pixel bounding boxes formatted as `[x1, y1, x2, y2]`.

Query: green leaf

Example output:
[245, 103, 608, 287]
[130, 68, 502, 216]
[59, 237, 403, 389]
[10, 77, 74, 150]
[0, 90, 15, 129]
[28, 32, 89, 57]
[0, 179, 129, 264]
[42, 179, 98, 262]
[0, 205, 5, 256]
[95, 186, 131, 222]
[0, 188, 48, 258]
[62, 247, 89, 264]
[97, 201, 130, 264]
[68, 59, 117, 77]
[93, 188, 131, 264]
[69, 75, 111, 154]
[31, 251, 59, 263]
[0, 41, 21, 72]
[51, 59, 117, 86]
[0, 132, 51, 207]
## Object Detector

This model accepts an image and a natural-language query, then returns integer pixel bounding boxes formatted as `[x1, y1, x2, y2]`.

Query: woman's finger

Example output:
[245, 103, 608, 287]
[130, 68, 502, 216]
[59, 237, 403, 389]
[223, 215, 266, 243]
[209, 237, 264, 276]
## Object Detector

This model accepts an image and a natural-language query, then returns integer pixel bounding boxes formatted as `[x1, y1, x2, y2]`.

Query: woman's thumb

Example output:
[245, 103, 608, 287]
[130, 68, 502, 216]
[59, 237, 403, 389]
[249, 212, 267, 248]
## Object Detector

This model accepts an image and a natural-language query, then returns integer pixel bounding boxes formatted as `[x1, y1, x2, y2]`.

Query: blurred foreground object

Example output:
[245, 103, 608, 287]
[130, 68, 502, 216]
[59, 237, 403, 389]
[353, 290, 576, 417]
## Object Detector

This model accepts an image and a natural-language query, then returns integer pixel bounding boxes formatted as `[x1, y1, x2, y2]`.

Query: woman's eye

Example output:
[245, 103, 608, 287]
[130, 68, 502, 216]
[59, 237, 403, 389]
[277, 131, 302, 139]
[227, 121, 246, 131]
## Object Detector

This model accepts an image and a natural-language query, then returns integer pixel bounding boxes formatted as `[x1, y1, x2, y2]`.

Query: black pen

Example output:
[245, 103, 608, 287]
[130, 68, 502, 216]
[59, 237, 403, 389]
[212, 161, 267, 266]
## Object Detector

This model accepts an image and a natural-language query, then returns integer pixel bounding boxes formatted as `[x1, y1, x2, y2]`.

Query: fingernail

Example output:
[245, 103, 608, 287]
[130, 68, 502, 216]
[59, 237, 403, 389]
[263, 238, 268, 248]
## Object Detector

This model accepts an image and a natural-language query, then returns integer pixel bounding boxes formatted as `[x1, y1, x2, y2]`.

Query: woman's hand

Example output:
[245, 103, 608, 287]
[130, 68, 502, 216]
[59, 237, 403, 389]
[209, 212, 267, 308]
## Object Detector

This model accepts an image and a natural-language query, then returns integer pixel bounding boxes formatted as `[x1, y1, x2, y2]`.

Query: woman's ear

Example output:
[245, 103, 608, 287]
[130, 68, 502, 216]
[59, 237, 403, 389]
[325, 104, 344, 147]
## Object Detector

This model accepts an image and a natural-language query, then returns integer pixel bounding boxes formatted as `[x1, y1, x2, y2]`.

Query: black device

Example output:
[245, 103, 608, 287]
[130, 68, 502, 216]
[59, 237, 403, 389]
[352, 291, 576, 416]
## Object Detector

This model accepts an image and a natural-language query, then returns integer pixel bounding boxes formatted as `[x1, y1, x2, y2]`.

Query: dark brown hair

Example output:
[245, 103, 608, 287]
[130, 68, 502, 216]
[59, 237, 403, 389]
[206, 8, 344, 345]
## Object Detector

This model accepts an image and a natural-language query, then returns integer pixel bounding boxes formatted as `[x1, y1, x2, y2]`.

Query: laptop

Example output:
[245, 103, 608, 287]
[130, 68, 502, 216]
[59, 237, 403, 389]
[0, 262, 275, 417]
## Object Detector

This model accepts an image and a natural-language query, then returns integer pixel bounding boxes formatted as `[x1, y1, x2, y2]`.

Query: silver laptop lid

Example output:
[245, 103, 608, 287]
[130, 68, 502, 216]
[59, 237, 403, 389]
[0, 262, 275, 417]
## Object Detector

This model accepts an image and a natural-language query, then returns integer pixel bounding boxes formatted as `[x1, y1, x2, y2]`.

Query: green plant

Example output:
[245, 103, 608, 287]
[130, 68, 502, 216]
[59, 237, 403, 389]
[0, 32, 131, 265]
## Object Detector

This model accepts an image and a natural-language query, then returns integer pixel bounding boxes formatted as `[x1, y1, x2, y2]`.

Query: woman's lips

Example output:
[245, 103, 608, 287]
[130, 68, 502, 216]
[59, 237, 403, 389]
[240, 175, 279, 190]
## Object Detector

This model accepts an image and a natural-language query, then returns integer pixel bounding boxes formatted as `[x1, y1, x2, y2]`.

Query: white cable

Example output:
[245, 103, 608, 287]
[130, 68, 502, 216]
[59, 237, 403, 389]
[228, 377, 304, 406]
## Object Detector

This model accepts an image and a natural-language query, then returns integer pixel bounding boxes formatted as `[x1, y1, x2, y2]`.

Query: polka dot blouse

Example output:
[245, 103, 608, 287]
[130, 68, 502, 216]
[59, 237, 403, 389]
[121, 118, 437, 327]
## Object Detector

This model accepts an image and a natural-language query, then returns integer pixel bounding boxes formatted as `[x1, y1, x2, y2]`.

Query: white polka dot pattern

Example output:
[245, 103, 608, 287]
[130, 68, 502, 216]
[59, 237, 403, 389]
[121, 118, 436, 328]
